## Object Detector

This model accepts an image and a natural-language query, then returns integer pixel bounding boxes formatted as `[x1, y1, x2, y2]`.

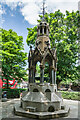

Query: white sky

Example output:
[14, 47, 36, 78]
[0, 0, 80, 25]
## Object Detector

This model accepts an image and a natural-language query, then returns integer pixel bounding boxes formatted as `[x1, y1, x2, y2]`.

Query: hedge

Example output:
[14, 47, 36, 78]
[61, 91, 80, 101]
[2, 88, 27, 98]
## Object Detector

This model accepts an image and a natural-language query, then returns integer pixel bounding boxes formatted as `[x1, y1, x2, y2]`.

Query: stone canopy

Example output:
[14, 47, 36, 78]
[28, 20, 57, 84]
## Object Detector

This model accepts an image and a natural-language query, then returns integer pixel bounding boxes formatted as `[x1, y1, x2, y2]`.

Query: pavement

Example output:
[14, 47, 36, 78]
[0, 98, 80, 120]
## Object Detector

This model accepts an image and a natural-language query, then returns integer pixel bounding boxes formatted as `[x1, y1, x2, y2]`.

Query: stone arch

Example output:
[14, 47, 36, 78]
[42, 53, 53, 69]
[33, 88, 39, 92]
[45, 89, 51, 100]
[48, 106, 55, 112]
[45, 54, 53, 65]
[35, 61, 41, 83]
[35, 61, 40, 77]
[44, 54, 55, 84]
[43, 55, 52, 83]
[45, 89, 51, 92]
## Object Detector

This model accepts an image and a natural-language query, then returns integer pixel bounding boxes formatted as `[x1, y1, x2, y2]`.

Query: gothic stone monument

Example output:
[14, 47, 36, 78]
[14, 13, 70, 120]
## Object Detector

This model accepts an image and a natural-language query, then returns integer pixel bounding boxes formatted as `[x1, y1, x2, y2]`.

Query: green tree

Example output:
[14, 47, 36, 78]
[1, 29, 27, 89]
[35, 63, 40, 77]
[26, 10, 80, 85]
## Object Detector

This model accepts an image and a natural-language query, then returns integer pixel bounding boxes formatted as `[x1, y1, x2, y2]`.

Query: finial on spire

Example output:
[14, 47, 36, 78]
[42, 0, 46, 21]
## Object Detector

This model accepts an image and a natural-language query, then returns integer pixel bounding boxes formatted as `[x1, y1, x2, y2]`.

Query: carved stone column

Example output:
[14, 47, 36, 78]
[55, 71, 56, 84]
[29, 66, 33, 83]
[32, 66, 35, 83]
[54, 62, 57, 84]
[50, 66, 55, 84]
[29, 69, 31, 83]
[38, 29, 40, 35]
[46, 28, 49, 36]
[31, 70, 33, 83]
[42, 27, 44, 35]
[52, 68, 55, 84]
[40, 65, 44, 83]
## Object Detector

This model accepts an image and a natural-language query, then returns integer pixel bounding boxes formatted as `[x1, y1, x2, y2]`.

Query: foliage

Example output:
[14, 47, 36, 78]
[27, 27, 37, 46]
[2, 88, 27, 98]
[35, 62, 40, 77]
[61, 91, 80, 101]
[1, 29, 28, 88]
[44, 62, 49, 77]
[26, 10, 80, 84]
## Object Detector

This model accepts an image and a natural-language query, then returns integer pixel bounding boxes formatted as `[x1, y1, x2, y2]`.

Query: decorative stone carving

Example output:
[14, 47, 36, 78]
[14, 3, 70, 118]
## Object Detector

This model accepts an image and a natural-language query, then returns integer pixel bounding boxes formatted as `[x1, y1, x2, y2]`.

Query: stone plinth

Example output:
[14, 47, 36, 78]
[14, 84, 70, 119]
[14, 103, 70, 119]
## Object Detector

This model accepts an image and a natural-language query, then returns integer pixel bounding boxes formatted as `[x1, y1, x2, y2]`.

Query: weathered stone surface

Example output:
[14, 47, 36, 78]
[29, 83, 57, 93]
[20, 83, 63, 112]
[22, 92, 50, 102]
[14, 103, 70, 119]
[14, 6, 70, 118]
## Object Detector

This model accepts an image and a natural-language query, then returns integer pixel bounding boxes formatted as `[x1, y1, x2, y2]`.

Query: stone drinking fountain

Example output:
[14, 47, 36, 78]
[14, 1, 70, 119]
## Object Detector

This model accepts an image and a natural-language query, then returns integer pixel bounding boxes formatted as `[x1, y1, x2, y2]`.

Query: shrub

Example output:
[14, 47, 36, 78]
[2, 88, 27, 98]
[61, 91, 80, 101]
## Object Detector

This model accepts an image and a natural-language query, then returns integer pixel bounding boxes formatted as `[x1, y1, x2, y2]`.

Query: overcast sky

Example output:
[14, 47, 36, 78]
[0, 0, 79, 53]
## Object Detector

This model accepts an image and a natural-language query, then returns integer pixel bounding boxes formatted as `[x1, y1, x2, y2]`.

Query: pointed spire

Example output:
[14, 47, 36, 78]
[42, 0, 46, 21]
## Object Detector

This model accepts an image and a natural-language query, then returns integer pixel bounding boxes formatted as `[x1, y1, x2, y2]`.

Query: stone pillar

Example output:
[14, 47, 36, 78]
[29, 70, 31, 83]
[46, 28, 49, 36]
[32, 66, 35, 83]
[55, 62, 57, 84]
[38, 29, 40, 35]
[50, 66, 55, 84]
[42, 27, 44, 35]
[29, 69, 33, 83]
[52, 69, 55, 84]
[40, 65, 44, 83]
[55, 71, 56, 84]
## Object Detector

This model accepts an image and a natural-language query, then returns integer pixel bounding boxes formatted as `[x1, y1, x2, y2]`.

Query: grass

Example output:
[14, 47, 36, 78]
[61, 91, 80, 101]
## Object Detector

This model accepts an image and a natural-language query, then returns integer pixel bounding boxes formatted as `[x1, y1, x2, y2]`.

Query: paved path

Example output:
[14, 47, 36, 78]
[0, 98, 80, 120]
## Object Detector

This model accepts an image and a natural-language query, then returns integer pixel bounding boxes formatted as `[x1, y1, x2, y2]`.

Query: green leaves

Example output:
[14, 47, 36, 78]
[2, 29, 28, 88]
[26, 26, 37, 46]
[26, 10, 79, 85]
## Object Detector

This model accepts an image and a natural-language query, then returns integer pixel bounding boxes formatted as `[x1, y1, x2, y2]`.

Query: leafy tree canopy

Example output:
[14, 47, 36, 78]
[1, 29, 28, 88]
[26, 10, 80, 85]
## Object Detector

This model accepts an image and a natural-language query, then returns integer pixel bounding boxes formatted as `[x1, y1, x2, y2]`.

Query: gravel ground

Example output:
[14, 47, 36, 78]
[0, 98, 80, 120]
